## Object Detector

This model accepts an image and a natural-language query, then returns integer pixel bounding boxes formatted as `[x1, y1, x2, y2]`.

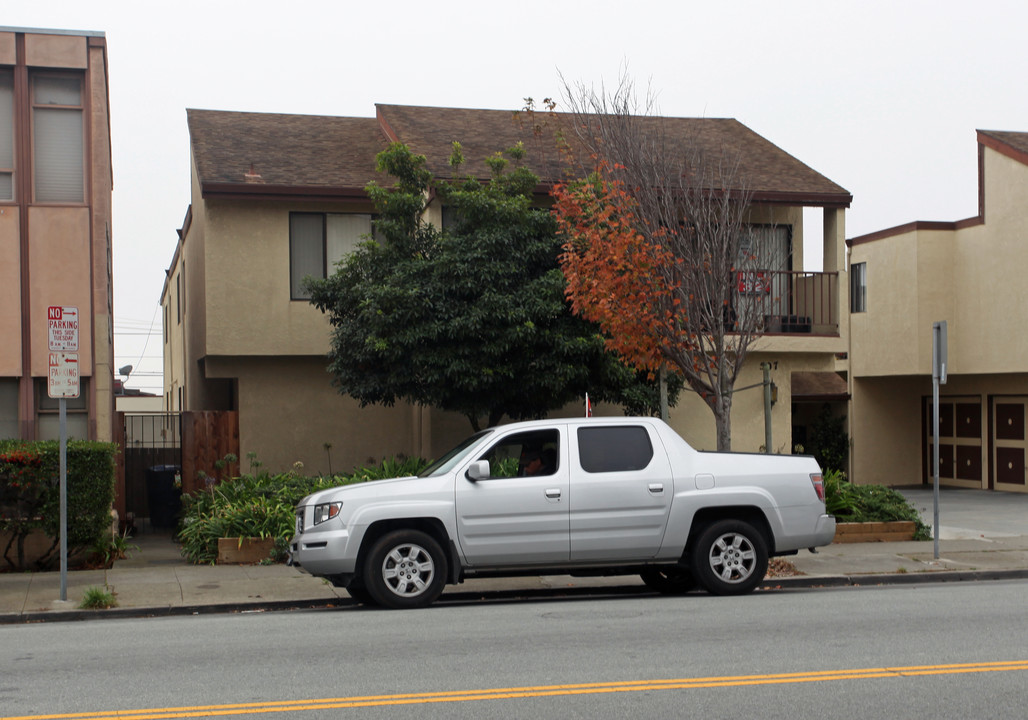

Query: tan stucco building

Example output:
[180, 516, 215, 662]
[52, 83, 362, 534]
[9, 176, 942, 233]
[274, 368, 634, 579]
[0, 27, 114, 442]
[163, 104, 851, 474]
[847, 130, 1028, 492]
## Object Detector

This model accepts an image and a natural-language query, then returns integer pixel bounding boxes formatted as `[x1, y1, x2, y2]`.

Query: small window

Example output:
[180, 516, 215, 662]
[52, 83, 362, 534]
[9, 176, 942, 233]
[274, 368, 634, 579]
[0, 378, 18, 439]
[578, 426, 653, 473]
[851, 262, 867, 313]
[479, 429, 559, 478]
[36, 379, 88, 440]
[0, 70, 14, 201]
[32, 74, 85, 203]
[290, 212, 373, 299]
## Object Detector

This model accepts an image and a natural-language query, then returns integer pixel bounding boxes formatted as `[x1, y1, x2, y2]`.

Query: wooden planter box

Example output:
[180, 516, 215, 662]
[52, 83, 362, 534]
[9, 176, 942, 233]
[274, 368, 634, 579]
[833, 521, 916, 543]
[216, 537, 276, 564]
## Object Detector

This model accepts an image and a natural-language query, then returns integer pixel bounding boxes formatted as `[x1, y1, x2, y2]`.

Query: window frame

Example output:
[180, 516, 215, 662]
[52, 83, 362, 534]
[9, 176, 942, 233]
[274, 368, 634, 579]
[289, 211, 375, 300]
[851, 261, 867, 313]
[577, 426, 654, 473]
[0, 68, 14, 202]
[30, 72, 86, 205]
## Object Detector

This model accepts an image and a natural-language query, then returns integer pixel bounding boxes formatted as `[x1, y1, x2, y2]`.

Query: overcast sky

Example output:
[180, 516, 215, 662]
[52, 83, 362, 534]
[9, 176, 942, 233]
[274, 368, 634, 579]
[6, 0, 1027, 394]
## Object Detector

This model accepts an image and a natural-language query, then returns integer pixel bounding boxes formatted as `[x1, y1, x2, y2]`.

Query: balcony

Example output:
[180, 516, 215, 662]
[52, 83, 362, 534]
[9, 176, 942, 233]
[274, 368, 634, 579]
[734, 269, 839, 336]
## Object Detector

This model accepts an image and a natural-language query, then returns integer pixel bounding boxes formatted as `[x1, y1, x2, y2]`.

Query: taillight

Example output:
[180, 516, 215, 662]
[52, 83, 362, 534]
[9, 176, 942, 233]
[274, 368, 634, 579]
[810, 473, 825, 502]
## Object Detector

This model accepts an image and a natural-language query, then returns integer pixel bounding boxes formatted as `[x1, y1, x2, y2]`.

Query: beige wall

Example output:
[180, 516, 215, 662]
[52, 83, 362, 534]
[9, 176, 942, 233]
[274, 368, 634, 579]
[0, 207, 20, 375]
[848, 140, 1028, 489]
[24, 33, 88, 69]
[27, 207, 93, 376]
[202, 197, 375, 358]
[851, 146, 1028, 379]
[206, 356, 469, 474]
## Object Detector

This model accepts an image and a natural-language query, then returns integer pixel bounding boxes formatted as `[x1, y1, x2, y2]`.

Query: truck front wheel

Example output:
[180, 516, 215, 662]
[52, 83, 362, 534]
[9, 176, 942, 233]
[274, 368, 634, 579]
[690, 519, 768, 596]
[363, 529, 448, 609]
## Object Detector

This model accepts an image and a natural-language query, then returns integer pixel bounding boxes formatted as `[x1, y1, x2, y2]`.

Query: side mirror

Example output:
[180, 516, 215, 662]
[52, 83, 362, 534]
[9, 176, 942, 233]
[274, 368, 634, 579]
[465, 460, 490, 481]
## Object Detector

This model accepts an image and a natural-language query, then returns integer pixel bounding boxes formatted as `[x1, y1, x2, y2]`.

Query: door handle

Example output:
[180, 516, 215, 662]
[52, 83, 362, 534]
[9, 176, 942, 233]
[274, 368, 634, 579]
[648, 483, 664, 494]
[545, 488, 562, 499]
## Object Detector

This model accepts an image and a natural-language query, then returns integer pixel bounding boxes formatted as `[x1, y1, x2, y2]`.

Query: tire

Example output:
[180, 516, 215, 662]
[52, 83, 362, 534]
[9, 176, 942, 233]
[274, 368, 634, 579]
[640, 567, 696, 595]
[362, 530, 448, 609]
[345, 578, 377, 605]
[690, 519, 768, 596]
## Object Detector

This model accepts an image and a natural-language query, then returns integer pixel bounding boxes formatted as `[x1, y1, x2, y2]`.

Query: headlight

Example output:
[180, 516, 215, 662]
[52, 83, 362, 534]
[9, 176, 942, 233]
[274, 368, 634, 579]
[313, 501, 343, 526]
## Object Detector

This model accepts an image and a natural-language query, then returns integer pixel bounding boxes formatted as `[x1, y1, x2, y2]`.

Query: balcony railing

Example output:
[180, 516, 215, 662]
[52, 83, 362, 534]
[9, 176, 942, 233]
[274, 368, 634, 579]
[734, 269, 839, 336]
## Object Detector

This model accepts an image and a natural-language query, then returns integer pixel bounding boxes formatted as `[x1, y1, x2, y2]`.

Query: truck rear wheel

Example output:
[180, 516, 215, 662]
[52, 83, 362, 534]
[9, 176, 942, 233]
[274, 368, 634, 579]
[363, 529, 447, 609]
[690, 519, 768, 596]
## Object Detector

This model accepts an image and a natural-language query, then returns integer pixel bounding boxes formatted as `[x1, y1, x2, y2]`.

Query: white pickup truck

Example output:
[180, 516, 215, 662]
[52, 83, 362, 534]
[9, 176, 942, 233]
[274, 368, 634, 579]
[288, 416, 835, 609]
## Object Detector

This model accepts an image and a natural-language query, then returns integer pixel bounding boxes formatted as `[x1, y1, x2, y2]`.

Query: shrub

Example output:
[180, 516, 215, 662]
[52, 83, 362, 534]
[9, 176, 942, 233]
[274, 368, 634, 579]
[79, 585, 118, 609]
[808, 404, 849, 474]
[823, 469, 931, 540]
[0, 440, 118, 570]
[177, 456, 428, 564]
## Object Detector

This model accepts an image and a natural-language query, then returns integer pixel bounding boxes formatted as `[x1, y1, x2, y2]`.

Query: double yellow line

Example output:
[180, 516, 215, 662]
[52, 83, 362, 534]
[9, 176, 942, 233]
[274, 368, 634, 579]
[6, 661, 1028, 719]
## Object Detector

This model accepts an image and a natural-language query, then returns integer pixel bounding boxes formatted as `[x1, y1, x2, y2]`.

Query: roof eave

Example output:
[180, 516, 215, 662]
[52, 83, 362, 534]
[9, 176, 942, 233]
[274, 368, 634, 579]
[199, 182, 371, 202]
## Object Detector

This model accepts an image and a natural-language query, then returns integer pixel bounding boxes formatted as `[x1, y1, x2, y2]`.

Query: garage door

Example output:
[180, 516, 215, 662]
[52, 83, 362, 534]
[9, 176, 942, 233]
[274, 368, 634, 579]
[925, 398, 983, 489]
[994, 398, 1028, 493]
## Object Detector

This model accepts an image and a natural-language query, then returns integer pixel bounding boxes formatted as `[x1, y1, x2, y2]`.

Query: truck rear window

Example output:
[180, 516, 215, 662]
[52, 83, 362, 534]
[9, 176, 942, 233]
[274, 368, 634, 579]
[577, 426, 653, 473]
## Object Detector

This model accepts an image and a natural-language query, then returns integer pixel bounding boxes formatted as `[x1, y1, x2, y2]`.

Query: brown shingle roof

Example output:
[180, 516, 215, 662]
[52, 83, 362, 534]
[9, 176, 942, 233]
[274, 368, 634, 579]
[376, 104, 850, 206]
[188, 104, 851, 207]
[187, 109, 387, 193]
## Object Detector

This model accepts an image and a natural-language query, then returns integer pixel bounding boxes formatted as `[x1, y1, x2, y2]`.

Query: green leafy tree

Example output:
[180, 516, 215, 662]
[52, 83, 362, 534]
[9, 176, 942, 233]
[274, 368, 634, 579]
[306, 143, 672, 430]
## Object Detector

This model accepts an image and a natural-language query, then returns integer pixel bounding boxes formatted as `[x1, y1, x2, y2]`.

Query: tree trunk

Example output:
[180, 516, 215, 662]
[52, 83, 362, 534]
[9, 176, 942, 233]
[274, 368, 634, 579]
[714, 393, 733, 452]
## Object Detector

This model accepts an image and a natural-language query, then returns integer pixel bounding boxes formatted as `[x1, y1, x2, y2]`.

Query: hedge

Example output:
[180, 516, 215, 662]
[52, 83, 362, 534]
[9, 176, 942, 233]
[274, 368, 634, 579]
[0, 439, 118, 571]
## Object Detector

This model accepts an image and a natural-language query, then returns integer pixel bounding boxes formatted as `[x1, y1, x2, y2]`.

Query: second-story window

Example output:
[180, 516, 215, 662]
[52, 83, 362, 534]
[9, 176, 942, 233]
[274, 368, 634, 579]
[0, 70, 13, 201]
[851, 261, 867, 313]
[289, 212, 373, 299]
[32, 74, 85, 203]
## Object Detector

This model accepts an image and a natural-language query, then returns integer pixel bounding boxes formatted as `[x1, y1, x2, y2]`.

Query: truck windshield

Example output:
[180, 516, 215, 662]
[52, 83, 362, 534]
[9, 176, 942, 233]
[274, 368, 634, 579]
[418, 430, 493, 478]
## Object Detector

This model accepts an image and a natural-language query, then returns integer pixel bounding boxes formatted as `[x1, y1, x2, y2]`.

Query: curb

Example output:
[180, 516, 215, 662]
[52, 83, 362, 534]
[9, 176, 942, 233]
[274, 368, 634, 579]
[3, 569, 1028, 625]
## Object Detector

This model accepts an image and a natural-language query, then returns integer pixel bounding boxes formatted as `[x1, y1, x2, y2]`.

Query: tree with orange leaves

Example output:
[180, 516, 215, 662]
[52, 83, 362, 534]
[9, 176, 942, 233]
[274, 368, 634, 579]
[550, 74, 781, 451]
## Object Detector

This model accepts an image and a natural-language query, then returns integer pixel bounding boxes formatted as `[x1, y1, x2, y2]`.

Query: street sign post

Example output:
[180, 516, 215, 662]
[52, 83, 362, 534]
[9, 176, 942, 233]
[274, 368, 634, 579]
[47, 306, 79, 602]
[932, 321, 948, 560]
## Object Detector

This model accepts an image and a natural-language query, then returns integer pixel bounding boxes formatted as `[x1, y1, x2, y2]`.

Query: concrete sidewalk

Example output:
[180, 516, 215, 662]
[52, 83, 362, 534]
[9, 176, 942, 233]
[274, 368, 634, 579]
[2, 486, 1027, 623]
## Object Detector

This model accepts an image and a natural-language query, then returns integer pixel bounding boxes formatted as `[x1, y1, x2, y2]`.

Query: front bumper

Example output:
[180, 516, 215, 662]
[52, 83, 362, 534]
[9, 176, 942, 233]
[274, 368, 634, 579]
[287, 525, 356, 577]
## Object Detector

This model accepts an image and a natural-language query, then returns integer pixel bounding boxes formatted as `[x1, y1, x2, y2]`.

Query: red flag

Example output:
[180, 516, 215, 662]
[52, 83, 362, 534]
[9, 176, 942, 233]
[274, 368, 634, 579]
[585, 393, 593, 417]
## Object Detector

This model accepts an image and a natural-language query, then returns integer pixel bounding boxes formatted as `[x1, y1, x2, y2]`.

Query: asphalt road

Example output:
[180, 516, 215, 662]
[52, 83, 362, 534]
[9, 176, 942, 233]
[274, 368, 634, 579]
[2, 581, 1027, 719]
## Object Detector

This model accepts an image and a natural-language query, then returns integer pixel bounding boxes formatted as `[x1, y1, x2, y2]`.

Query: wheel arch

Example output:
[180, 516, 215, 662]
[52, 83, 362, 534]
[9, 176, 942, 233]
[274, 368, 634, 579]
[684, 506, 775, 558]
[355, 517, 457, 582]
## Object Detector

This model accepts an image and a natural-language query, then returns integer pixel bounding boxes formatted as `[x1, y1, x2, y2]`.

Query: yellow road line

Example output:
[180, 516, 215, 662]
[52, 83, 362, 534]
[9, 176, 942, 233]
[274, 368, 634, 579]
[6, 660, 1028, 720]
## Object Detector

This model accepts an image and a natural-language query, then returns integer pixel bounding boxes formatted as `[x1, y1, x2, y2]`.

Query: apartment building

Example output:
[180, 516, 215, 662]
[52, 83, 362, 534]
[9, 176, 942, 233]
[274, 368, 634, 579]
[0, 27, 114, 442]
[163, 104, 851, 473]
[847, 130, 1028, 493]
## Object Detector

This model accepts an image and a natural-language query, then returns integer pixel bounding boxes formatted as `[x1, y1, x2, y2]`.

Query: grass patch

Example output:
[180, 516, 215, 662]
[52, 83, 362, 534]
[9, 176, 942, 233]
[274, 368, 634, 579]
[79, 586, 117, 609]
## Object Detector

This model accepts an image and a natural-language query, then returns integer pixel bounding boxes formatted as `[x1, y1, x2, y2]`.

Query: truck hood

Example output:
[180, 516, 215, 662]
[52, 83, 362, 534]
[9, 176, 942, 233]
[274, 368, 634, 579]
[298, 475, 422, 508]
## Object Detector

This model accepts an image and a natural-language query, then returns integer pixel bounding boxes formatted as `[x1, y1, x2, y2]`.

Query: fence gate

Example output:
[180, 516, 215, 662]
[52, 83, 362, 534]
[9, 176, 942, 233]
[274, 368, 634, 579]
[117, 412, 182, 532]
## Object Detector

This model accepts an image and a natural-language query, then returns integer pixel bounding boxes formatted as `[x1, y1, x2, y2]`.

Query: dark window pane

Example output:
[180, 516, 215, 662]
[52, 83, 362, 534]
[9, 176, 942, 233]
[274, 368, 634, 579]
[578, 426, 653, 473]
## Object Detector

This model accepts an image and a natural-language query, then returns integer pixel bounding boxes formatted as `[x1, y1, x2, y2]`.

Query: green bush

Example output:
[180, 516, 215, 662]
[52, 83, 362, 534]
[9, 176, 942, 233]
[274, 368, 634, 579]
[808, 405, 849, 474]
[177, 456, 428, 564]
[0, 440, 118, 570]
[824, 469, 931, 540]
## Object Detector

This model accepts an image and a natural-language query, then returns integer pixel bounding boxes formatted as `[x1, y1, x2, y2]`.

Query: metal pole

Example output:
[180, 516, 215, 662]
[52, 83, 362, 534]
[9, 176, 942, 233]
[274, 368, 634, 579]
[933, 375, 940, 560]
[762, 362, 772, 454]
[59, 397, 68, 601]
[659, 365, 669, 423]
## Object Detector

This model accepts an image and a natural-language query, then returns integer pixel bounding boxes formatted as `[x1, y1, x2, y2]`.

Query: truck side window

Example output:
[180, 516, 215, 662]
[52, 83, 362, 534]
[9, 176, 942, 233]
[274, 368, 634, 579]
[578, 426, 653, 473]
[479, 429, 560, 478]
